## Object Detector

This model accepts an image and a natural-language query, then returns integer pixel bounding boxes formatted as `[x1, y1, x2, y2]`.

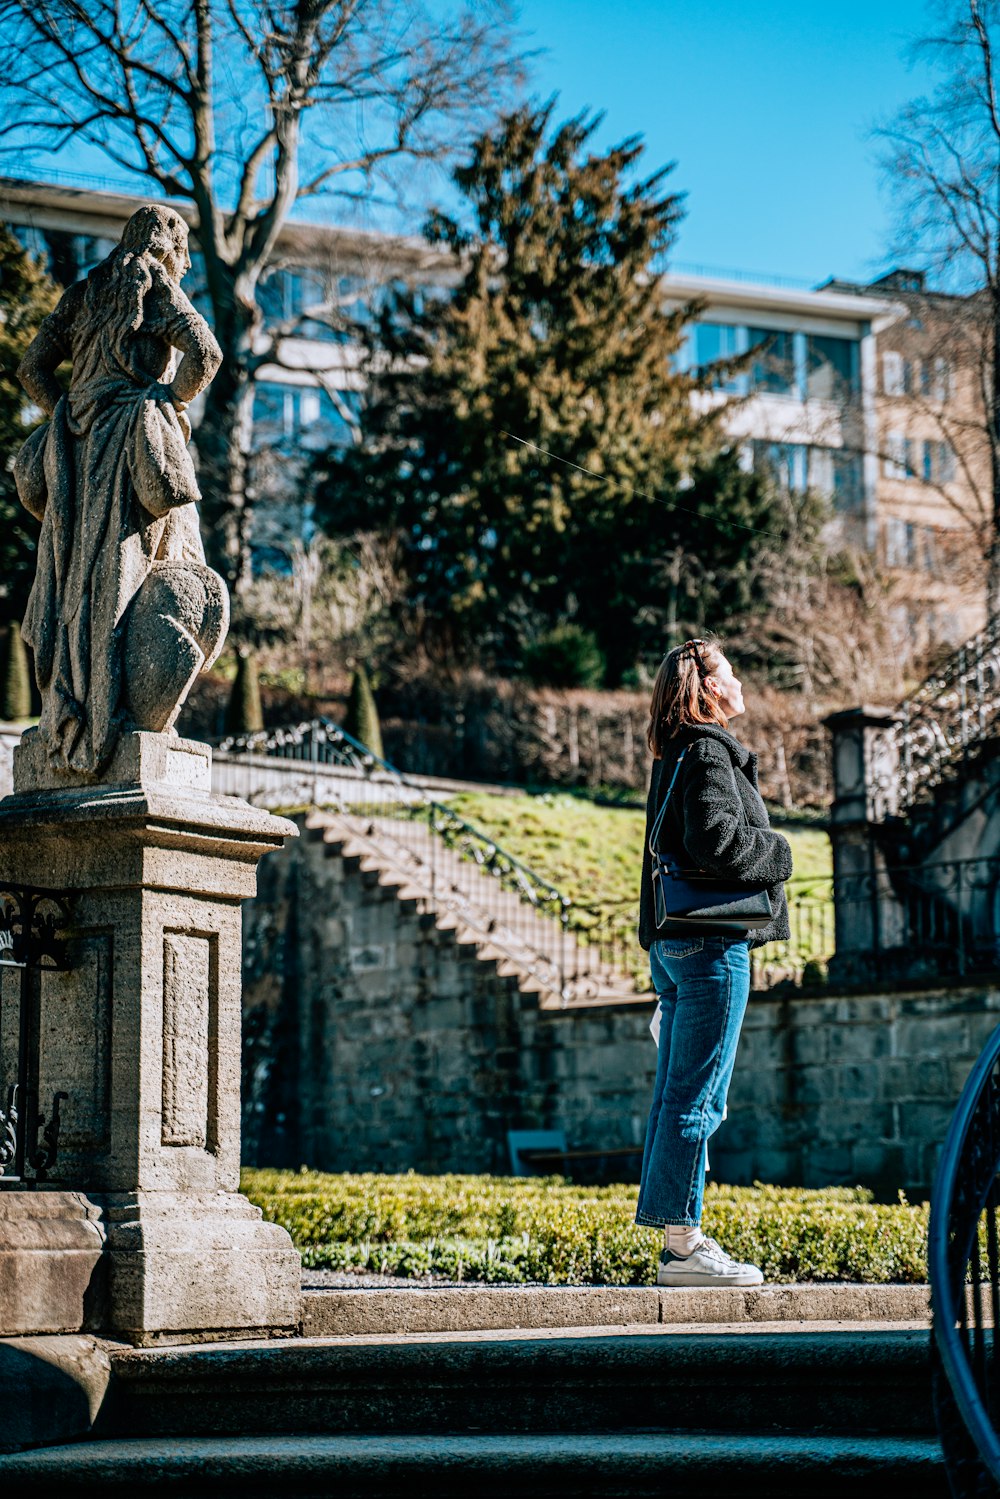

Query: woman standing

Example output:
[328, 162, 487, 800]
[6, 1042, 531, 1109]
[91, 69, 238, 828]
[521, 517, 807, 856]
[635, 637, 792, 1286]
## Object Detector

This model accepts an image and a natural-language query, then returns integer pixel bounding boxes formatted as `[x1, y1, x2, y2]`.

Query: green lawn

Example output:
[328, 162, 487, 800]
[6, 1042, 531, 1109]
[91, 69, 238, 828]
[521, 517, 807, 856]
[446, 790, 831, 904]
[443, 790, 833, 984]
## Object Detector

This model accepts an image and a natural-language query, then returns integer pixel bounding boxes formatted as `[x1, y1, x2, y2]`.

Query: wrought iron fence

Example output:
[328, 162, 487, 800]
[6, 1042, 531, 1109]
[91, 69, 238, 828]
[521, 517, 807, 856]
[214, 719, 640, 1004]
[213, 719, 1000, 998]
[0, 883, 74, 1187]
[215, 720, 835, 997]
[833, 854, 1000, 986]
[751, 876, 836, 989]
[930, 1020, 1000, 1496]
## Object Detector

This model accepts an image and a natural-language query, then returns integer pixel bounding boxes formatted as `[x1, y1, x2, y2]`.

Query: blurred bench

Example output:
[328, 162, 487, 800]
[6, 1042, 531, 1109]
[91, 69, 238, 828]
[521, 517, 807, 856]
[507, 1129, 643, 1179]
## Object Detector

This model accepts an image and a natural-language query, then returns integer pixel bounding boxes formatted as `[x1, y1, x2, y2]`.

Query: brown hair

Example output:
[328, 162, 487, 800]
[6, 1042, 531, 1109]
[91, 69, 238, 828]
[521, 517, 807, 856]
[646, 637, 728, 759]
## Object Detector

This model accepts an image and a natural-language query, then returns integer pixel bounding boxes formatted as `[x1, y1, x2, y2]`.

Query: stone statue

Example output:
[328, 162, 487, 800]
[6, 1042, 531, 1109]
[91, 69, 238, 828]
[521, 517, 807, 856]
[14, 204, 229, 776]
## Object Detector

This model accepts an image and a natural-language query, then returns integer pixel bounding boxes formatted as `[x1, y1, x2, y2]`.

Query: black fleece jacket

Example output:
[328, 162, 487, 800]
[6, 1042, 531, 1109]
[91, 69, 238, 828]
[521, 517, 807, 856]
[638, 723, 792, 951]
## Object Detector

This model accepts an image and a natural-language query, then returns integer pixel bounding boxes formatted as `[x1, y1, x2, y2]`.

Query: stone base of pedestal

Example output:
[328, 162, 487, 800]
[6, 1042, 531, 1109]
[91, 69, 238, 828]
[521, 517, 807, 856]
[0, 1190, 300, 1344]
[0, 728, 301, 1345]
[0, 1193, 106, 1336]
[102, 1191, 301, 1345]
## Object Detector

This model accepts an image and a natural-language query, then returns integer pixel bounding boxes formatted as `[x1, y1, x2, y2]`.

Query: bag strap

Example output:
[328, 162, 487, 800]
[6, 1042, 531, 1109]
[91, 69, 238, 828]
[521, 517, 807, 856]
[648, 747, 687, 858]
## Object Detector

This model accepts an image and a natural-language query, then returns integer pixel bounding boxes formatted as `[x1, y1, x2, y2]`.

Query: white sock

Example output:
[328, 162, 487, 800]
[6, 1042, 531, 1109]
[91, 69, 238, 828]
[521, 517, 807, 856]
[664, 1225, 702, 1256]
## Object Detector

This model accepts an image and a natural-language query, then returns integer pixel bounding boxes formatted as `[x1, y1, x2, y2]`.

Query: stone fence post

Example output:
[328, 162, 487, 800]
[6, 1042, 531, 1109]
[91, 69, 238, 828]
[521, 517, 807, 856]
[824, 706, 907, 986]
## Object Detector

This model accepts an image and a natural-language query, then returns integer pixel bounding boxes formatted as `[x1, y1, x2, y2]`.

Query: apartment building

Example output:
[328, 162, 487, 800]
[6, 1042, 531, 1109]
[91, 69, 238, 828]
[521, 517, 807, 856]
[667, 271, 893, 523]
[823, 269, 988, 652]
[1, 177, 985, 654]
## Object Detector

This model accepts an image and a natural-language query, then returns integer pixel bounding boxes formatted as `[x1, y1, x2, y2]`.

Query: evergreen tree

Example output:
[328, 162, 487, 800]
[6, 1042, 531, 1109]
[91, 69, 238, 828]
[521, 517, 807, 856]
[0, 624, 31, 721]
[314, 103, 780, 681]
[342, 665, 384, 759]
[224, 651, 264, 735]
[0, 227, 60, 627]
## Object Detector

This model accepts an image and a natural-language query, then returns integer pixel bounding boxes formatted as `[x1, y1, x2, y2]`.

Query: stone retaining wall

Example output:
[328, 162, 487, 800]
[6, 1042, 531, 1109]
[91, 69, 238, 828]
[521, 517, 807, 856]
[720, 984, 1000, 1196]
[240, 819, 656, 1175]
[242, 819, 998, 1195]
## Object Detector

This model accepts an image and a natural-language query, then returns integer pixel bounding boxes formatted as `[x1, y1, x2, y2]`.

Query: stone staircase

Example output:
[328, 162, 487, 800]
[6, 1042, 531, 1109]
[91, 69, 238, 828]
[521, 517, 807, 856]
[305, 806, 642, 1009]
[215, 716, 645, 1010]
[0, 1321, 946, 1495]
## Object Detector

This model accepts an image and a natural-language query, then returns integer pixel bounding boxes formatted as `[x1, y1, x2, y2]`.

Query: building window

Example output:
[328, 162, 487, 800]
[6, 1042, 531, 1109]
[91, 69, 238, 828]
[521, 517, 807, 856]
[751, 440, 808, 491]
[883, 517, 941, 572]
[940, 439, 956, 482]
[923, 528, 940, 576]
[252, 381, 292, 444]
[297, 387, 360, 451]
[922, 439, 934, 483]
[883, 432, 915, 480]
[692, 322, 744, 390]
[299, 389, 321, 428]
[831, 450, 864, 512]
[920, 438, 956, 485]
[747, 327, 795, 395]
[883, 351, 906, 396]
[807, 446, 834, 493]
[806, 334, 859, 400]
[918, 357, 950, 403]
[884, 516, 908, 567]
[258, 264, 344, 341]
[252, 380, 359, 452]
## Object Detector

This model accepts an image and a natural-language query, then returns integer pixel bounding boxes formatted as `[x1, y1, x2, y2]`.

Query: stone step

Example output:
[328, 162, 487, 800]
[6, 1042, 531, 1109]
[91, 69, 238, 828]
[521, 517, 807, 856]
[299, 1281, 935, 1337]
[0, 1431, 948, 1497]
[89, 1326, 936, 1442]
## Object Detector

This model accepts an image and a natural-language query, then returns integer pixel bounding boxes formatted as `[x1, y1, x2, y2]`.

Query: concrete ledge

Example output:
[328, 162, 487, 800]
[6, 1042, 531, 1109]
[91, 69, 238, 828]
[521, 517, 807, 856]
[660, 1283, 933, 1326]
[301, 1282, 933, 1337]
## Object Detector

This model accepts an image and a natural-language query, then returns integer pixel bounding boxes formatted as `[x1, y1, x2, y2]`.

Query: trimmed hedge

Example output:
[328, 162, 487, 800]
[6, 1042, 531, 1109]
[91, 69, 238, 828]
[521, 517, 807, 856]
[242, 1170, 930, 1285]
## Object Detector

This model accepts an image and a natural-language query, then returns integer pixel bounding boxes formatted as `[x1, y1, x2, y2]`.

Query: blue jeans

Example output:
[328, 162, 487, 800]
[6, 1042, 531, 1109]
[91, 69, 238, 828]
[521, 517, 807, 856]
[635, 935, 751, 1228]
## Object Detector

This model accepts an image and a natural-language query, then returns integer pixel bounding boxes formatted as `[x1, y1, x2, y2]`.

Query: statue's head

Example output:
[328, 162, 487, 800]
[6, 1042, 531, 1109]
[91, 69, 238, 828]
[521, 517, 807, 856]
[120, 205, 191, 284]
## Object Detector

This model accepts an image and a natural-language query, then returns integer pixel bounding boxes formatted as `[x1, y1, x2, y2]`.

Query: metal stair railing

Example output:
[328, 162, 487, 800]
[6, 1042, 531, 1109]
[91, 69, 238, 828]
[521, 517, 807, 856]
[212, 717, 643, 1005]
[930, 1020, 1000, 1496]
[892, 614, 1000, 818]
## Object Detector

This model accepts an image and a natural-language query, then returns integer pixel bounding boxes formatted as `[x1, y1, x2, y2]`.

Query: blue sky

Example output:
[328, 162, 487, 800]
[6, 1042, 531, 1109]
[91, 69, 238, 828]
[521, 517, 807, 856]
[17, 1, 940, 288]
[517, 0, 938, 286]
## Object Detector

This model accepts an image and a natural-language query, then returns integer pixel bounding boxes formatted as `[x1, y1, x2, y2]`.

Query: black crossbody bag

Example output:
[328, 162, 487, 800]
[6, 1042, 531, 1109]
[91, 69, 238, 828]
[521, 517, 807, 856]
[649, 748, 774, 931]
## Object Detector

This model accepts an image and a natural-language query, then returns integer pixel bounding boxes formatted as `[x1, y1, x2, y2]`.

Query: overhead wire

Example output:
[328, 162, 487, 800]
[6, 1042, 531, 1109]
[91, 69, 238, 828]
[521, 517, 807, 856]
[499, 430, 785, 540]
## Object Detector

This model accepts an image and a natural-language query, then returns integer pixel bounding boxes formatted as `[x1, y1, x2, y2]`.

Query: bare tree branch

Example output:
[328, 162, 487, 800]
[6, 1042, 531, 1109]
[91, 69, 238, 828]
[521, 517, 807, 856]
[0, 0, 524, 593]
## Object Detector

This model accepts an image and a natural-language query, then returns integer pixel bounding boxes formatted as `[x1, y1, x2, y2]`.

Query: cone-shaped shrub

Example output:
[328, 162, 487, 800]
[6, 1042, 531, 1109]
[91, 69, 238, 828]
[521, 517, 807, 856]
[1, 623, 31, 722]
[225, 650, 263, 735]
[343, 664, 383, 759]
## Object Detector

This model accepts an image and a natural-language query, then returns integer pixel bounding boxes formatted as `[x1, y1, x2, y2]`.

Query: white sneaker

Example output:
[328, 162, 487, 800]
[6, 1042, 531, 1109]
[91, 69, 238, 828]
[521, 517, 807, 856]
[656, 1236, 763, 1287]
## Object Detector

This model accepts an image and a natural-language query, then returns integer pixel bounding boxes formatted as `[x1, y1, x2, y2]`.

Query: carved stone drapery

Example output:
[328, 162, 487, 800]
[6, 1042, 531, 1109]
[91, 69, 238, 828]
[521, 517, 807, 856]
[14, 205, 228, 777]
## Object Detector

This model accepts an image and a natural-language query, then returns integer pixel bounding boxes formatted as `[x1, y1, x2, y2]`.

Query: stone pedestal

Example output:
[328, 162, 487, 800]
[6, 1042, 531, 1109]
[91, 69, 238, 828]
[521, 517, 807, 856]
[0, 730, 301, 1344]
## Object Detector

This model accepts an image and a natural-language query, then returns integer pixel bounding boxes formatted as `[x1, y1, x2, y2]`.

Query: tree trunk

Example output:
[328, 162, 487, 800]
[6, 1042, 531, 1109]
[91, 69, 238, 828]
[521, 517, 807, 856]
[194, 271, 260, 601]
[987, 535, 1000, 621]
[197, 370, 254, 597]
